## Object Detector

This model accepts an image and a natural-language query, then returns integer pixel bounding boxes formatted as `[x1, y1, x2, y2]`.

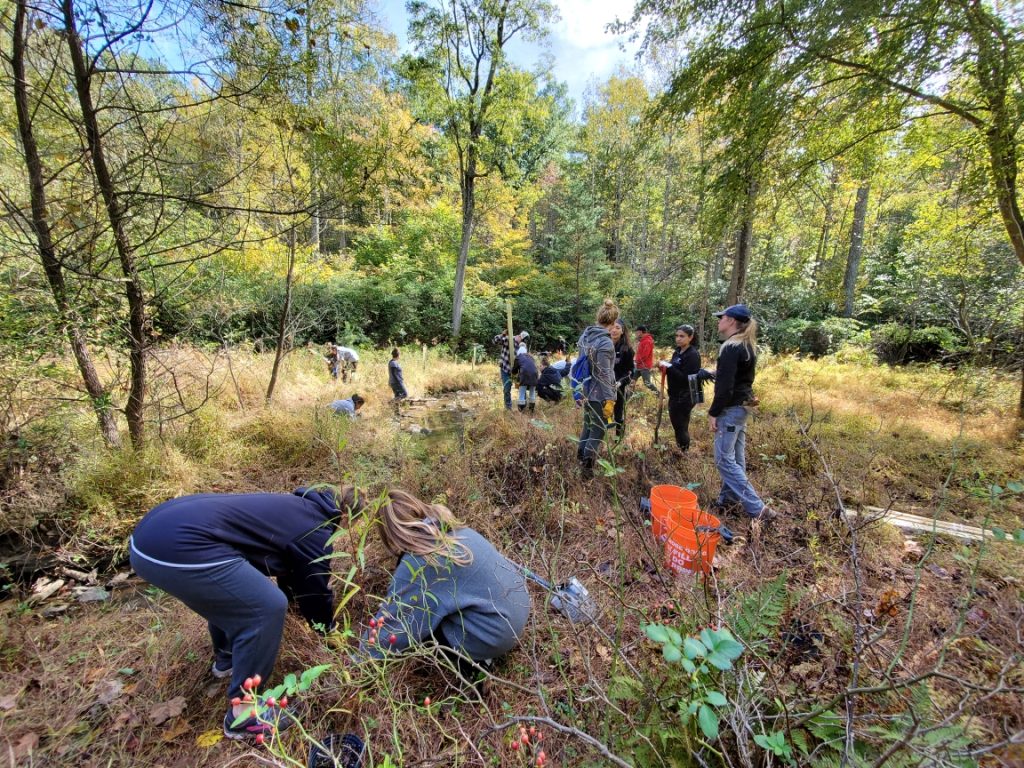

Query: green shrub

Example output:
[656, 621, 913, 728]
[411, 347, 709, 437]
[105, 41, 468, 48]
[766, 317, 863, 357]
[871, 323, 961, 364]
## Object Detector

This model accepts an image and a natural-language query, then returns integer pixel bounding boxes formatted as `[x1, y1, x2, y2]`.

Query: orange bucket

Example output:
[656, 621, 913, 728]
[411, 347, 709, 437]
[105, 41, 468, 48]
[650, 485, 699, 543]
[663, 508, 721, 575]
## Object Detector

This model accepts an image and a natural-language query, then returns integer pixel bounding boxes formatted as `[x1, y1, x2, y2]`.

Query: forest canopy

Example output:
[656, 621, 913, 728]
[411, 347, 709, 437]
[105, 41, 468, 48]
[1, 0, 1022, 445]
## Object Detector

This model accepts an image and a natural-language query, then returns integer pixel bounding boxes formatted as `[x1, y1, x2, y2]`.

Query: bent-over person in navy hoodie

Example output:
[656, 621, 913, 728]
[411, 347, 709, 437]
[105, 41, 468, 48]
[129, 487, 341, 741]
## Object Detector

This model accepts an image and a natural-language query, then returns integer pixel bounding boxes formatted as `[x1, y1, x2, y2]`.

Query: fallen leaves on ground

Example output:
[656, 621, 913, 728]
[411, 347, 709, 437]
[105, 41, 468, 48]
[149, 695, 186, 725]
[196, 729, 223, 748]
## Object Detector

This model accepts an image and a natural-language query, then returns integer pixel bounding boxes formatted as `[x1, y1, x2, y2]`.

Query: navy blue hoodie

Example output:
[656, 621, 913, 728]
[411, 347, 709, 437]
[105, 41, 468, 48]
[130, 488, 340, 628]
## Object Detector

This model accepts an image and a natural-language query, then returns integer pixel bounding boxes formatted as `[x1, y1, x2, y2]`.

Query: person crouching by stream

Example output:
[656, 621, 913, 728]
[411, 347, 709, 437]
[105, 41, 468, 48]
[513, 342, 539, 412]
[345, 487, 530, 677]
[576, 299, 619, 480]
[129, 488, 343, 741]
[708, 305, 774, 521]
[330, 394, 365, 419]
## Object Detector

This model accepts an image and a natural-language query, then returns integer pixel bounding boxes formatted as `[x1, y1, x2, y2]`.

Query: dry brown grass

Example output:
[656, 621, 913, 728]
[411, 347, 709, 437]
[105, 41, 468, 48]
[2, 351, 1023, 767]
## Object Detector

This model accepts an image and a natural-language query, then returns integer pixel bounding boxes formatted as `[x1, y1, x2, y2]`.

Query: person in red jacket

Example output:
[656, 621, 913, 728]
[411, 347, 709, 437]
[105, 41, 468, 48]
[632, 325, 659, 393]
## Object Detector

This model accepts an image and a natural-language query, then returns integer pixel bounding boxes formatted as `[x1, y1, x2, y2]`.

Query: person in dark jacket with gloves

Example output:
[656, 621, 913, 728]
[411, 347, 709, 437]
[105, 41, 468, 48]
[609, 319, 635, 438]
[129, 488, 343, 741]
[512, 343, 539, 412]
[576, 299, 619, 479]
[707, 305, 773, 520]
[658, 324, 704, 452]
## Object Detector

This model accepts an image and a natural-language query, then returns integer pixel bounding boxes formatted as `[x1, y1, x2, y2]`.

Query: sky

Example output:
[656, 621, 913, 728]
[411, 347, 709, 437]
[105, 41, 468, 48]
[372, 0, 644, 113]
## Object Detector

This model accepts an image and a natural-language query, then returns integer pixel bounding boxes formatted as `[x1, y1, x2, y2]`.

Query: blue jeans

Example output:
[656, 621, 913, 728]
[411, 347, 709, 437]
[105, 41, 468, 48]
[518, 385, 536, 406]
[577, 400, 607, 465]
[129, 549, 288, 704]
[501, 370, 513, 410]
[713, 406, 764, 517]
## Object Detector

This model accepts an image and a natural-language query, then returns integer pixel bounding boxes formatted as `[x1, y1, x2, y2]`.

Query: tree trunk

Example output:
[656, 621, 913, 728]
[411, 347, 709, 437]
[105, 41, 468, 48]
[727, 176, 758, 305]
[451, 151, 477, 339]
[266, 224, 297, 404]
[842, 184, 870, 318]
[305, 2, 321, 254]
[12, 0, 120, 447]
[812, 168, 839, 285]
[63, 0, 147, 447]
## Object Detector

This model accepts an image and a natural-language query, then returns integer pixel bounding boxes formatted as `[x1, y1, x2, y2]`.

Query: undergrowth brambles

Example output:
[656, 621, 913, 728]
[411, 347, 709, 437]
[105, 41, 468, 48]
[0, 352, 1021, 767]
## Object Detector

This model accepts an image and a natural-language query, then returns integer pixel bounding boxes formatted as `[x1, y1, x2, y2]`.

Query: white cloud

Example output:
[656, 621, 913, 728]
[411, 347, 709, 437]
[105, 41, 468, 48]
[555, 0, 635, 50]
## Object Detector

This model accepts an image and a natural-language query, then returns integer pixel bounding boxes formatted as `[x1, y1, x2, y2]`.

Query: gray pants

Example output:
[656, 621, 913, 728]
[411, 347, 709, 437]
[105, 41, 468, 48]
[130, 549, 288, 704]
[577, 399, 608, 465]
[632, 368, 659, 392]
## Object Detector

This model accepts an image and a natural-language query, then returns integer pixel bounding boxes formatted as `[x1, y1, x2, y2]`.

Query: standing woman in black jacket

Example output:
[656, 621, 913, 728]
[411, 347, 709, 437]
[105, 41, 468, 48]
[707, 305, 772, 520]
[658, 324, 702, 451]
[609, 319, 635, 438]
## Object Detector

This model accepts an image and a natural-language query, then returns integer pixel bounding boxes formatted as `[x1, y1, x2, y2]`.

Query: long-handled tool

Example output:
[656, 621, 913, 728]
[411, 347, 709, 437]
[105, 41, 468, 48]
[653, 368, 667, 445]
[514, 563, 600, 624]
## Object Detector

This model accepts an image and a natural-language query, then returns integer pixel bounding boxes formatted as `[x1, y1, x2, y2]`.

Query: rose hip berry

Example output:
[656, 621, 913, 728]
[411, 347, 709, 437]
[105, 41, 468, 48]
[255, 733, 265, 745]
[389, 634, 397, 645]
[424, 696, 431, 706]
[252, 674, 262, 687]
[243, 677, 254, 691]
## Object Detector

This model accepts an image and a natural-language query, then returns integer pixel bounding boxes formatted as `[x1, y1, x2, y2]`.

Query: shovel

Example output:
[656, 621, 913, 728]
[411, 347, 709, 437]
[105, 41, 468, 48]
[515, 563, 600, 624]
[653, 368, 667, 445]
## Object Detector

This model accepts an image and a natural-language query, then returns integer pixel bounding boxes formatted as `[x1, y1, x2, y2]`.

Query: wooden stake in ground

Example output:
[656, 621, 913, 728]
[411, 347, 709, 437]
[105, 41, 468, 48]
[653, 368, 667, 444]
[506, 300, 515, 365]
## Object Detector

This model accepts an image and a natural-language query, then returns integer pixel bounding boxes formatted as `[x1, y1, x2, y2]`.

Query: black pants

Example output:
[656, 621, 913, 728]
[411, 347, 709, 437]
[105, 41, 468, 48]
[612, 387, 627, 436]
[537, 385, 562, 403]
[668, 397, 695, 450]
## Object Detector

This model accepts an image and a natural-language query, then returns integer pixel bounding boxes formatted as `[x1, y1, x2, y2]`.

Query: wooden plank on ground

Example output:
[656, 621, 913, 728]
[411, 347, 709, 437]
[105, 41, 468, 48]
[849, 506, 991, 542]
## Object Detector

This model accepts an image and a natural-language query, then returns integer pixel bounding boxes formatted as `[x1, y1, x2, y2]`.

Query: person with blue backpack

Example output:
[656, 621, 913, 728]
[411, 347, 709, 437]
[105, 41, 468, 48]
[572, 299, 619, 480]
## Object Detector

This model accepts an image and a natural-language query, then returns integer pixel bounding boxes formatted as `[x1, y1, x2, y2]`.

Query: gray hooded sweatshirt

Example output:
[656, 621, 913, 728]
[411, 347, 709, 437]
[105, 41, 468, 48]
[576, 325, 616, 402]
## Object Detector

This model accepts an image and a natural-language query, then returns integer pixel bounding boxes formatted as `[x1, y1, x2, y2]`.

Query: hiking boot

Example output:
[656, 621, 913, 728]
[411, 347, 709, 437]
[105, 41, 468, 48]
[709, 500, 742, 516]
[223, 701, 299, 742]
[211, 660, 232, 679]
[751, 506, 778, 522]
[528, 402, 535, 413]
[580, 461, 594, 481]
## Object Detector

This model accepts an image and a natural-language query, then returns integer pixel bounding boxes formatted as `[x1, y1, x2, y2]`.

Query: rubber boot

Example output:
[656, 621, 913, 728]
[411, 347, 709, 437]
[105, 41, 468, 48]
[528, 402, 535, 413]
[518, 403, 526, 412]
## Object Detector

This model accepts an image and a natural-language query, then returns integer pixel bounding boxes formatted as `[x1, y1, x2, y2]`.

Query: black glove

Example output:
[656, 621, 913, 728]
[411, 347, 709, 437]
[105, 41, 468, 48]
[697, 368, 716, 383]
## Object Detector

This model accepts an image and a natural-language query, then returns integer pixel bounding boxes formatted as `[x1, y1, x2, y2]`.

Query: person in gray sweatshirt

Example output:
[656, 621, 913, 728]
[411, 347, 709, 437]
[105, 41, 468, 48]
[575, 299, 620, 479]
[344, 487, 530, 669]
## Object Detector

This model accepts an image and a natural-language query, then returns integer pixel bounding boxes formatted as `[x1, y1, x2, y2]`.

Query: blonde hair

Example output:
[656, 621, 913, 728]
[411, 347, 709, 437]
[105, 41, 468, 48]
[339, 486, 472, 567]
[595, 298, 620, 326]
[723, 317, 759, 356]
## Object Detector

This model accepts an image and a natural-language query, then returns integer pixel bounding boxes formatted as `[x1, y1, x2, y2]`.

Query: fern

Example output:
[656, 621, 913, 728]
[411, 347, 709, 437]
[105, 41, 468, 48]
[728, 573, 791, 645]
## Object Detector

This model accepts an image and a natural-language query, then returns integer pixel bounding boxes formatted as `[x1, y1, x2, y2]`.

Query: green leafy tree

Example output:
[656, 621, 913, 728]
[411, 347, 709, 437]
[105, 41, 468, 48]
[405, 0, 558, 339]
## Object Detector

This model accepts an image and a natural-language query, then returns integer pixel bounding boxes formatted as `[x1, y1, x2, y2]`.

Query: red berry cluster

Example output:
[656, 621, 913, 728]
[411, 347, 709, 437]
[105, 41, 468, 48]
[509, 724, 548, 766]
[230, 674, 289, 746]
[366, 616, 397, 647]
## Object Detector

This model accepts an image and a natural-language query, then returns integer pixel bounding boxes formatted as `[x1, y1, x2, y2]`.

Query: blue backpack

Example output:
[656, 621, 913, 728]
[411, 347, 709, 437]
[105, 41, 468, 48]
[569, 352, 592, 402]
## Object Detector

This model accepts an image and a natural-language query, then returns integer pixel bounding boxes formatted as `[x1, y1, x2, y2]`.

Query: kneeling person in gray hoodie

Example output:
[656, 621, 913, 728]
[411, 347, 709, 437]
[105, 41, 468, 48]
[345, 487, 530, 669]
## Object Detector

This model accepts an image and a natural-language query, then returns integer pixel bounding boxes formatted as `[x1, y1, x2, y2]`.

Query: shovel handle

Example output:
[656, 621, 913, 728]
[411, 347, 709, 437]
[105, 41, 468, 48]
[514, 561, 555, 591]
